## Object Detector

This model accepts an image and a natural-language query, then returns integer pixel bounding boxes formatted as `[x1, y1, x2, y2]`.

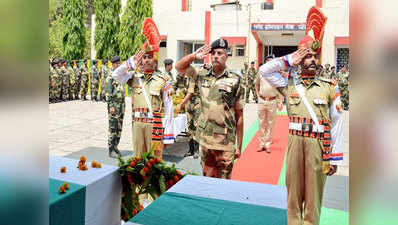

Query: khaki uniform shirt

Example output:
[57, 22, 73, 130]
[129, 71, 166, 112]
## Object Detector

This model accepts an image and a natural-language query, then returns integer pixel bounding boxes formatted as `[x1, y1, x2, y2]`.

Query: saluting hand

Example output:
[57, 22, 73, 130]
[194, 45, 211, 60]
[291, 48, 309, 67]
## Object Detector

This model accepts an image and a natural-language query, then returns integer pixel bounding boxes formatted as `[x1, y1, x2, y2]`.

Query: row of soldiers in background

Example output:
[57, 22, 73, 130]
[319, 63, 350, 110]
[48, 58, 112, 103]
[240, 60, 349, 110]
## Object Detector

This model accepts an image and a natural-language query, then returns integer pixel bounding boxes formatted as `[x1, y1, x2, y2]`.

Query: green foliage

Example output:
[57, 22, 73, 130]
[119, 0, 153, 60]
[49, 14, 65, 58]
[62, 0, 86, 59]
[94, 0, 121, 59]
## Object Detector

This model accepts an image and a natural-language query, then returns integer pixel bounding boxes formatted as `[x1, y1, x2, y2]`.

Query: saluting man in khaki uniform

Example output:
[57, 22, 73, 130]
[112, 45, 171, 159]
[255, 54, 282, 153]
[260, 7, 344, 225]
[176, 39, 245, 179]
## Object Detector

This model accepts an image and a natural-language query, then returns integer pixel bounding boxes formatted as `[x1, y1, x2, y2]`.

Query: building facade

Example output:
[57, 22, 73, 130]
[152, 0, 349, 76]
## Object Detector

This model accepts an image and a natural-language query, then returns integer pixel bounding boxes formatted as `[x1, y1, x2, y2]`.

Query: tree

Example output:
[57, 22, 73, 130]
[119, 0, 153, 60]
[62, 0, 87, 59]
[94, 0, 121, 59]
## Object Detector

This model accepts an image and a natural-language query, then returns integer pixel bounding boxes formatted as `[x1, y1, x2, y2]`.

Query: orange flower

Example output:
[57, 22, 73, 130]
[129, 161, 136, 167]
[96, 163, 102, 168]
[149, 158, 155, 164]
[174, 175, 179, 182]
[58, 185, 66, 193]
[60, 166, 66, 173]
[143, 167, 150, 173]
[177, 171, 182, 176]
[63, 182, 70, 190]
[155, 158, 161, 164]
[91, 161, 97, 168]
[80, 156, 86, 163]
[140, 169, 146, 176]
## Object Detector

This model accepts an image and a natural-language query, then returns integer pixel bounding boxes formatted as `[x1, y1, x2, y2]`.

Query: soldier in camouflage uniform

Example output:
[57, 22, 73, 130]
[112, 46, 172, 159]
[53, 59, 62, 102]
[105, 56, 125, 158]
[49, 60, 57, 103]
[246, 61, 258, 103]
[80, 60, 89, 100]
[319, 63, 332, 79]
[337, 65, 349, 110]
[90, 60, 100, 101]
[177, 72, 200, 158]
[59, 59, 70, 101]
[67, 61, 77, 100]
[260, 7, 344, 225]
[163, 59, 175, 82]
[172, 72, 188, 95]
[240, 62, 248, 81]
[176, 39, 245, 179]
[100, 59, 111, 102]
[74, 60, 82, 100]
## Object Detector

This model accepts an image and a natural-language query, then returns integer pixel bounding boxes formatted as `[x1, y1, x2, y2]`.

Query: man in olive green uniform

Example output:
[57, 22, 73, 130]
[53, 59, 62, 102]
[106, 56, 125, 158]
[246, 61, 258, 103]
[100, 59, 110, 102]
[240, 62, 248, 84]
[319, 63, 332, 79]
[49, 60, 58, 103]
[260, 7, 344, 225]
[163, 59, 175, 82]
[80, 60, 89, 100]
[91, 60, 100, 101]
[255, 54, 282, 153]
[112, 47, 171, 159]
[176, 39, 245, 179]
[177, 73, 200, 159]
[337, 65, 349, 110]
[60, 59, 70, 101]
[73, 60, 81, 100]
[172, 72, 188, 95]
[67, 61, 77, 100]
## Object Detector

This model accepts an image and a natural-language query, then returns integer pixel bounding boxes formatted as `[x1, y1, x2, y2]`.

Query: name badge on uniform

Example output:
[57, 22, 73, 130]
[313, 98, 326, 105]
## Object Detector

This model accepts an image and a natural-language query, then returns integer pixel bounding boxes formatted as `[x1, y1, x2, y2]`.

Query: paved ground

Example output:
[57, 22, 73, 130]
[49, 97, 349, 176]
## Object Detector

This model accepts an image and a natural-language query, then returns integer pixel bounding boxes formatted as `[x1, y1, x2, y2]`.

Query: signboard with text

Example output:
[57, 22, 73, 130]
[251, 23, 306, 31]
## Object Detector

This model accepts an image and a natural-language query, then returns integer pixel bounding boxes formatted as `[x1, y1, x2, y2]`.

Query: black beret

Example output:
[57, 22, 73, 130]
[251, 61, 255, 64]
[110, 55, 121, 63]
[164, 59, 173, 65]
[210, 38, 228, 52]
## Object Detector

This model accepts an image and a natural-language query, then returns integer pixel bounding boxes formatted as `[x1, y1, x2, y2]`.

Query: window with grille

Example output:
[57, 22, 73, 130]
[261, 1, 274, 10]
[183, 42, 204, 64]
[236, 45, 245, 56]
[336, 48, 349, 72]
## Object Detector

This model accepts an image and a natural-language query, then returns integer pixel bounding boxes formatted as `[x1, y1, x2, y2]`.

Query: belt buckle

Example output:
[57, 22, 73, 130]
[302, 124, 312, 133]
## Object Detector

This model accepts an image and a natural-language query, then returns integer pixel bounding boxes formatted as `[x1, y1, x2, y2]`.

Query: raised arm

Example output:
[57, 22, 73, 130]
[175, 44, 211, 75]
[259, 48, 309, 87]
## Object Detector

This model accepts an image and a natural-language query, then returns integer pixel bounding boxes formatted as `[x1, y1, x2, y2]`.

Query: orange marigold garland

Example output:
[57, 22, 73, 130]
[118, 150, 191, 221]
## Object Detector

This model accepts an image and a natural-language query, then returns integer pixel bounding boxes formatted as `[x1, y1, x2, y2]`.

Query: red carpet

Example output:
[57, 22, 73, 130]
[231, 115, 289, 185]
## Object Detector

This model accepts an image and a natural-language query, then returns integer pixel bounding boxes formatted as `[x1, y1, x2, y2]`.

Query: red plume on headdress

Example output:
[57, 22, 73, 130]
[141, 18, 161, 53]
[298, 6, 327, 55]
